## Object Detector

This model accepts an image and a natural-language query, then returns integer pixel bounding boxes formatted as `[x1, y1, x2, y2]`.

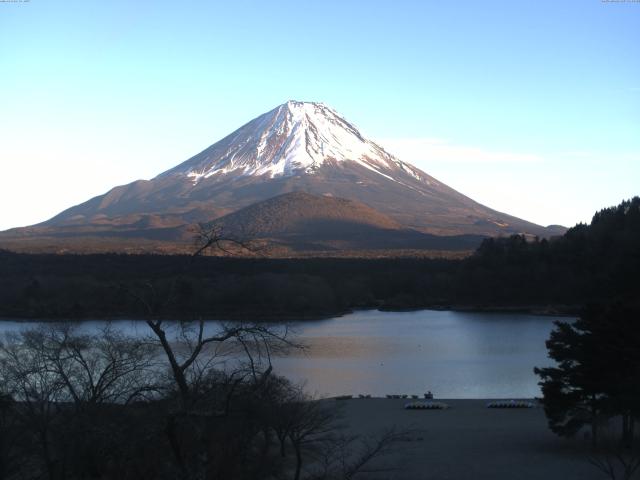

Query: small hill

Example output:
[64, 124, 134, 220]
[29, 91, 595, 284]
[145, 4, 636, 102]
[213, 192, 484, 253]
[215, 191, 401, 234]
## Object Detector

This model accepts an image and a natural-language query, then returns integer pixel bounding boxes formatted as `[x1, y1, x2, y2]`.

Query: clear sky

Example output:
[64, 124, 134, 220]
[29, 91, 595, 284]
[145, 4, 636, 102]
[1, 0, 638, 230]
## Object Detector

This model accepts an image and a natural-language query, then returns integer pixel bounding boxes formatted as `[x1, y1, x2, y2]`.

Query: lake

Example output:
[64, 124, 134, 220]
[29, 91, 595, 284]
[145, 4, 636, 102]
[0, 309, 567, 399]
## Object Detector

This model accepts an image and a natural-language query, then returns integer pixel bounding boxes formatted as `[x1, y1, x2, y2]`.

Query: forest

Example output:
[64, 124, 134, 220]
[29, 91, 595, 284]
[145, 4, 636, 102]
[0, 197, 638, 321]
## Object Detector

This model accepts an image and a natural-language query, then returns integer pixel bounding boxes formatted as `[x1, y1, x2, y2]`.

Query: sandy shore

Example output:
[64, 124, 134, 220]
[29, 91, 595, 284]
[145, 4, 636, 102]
[330, 398, 602, 480]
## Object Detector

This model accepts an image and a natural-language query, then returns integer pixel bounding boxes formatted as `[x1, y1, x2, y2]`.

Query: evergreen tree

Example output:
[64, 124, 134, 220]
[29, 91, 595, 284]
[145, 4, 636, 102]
[535, 303, 640, 446]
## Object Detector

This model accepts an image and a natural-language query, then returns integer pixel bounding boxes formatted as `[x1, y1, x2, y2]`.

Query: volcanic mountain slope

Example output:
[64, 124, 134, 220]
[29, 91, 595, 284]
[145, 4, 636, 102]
[2, 100, 563, 253]
[213, 191, 484, 252]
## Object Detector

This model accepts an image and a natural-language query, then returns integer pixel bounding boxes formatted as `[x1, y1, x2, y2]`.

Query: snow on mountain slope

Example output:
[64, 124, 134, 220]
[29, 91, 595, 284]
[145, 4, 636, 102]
[162, 100, 428, 185]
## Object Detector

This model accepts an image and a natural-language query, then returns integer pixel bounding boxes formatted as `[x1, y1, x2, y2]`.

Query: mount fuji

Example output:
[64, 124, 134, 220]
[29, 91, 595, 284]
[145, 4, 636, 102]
[1, 101, 563, 254]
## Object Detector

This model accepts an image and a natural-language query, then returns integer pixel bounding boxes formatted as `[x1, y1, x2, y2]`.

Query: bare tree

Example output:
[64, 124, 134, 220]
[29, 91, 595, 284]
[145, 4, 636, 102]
[19, 323, 159, 407]
[192, 222, 260, 257]
[0, 324, 163, 480]
[336, 428, 411, 480]
[112, 221, 303, 479]
[287, 398, 340, 480]
[124, 220, 289, 407]
[270, 383, 412, 480]
[1, 331, 68, 479]
[0, 323, 410, 480]
[588, 426, 640, 480]
[143, 318, 297, 408]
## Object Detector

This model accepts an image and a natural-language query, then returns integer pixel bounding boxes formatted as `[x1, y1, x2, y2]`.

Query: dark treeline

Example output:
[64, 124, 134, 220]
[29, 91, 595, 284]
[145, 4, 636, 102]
[466, 196, 640, 307]
[0, 254, 457, 320]
[1, 197, 638, 320]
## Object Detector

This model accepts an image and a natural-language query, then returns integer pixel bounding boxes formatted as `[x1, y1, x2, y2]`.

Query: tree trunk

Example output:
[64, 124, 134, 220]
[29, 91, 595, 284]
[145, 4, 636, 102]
[39, 428, 56, 480]
[261, 428, 271, 457]
[278, 433, 286, 458]
[622, 412, 632, 449]
[146, 321, 191, 405]
[293, 438, 302, 480]
[165, 414, 187, 476]
[590, 399, 598, 448]
[0, 433, 6, 480]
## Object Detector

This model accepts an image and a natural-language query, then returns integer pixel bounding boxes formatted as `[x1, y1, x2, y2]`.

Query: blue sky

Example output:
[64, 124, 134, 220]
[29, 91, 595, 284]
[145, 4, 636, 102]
[0, 0, 638, 230]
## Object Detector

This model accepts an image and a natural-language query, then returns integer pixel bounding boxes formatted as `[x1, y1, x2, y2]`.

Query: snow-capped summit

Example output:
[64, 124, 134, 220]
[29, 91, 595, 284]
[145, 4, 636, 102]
[162, 100, 425, 184]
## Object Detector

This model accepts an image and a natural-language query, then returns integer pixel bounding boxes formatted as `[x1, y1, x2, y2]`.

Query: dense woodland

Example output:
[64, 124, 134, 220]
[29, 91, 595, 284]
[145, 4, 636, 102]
[1, 197, 639, 320]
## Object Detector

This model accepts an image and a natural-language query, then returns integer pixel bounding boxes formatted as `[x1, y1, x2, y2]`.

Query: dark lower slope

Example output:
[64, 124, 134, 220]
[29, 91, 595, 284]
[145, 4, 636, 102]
[38, 161, 559, 238]
[0, 192, 485, 255]
[213, 191, 485, 252]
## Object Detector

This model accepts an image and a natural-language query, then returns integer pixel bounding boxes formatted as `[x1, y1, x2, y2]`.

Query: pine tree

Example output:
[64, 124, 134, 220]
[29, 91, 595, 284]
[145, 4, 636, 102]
[535, 303, 640, 446]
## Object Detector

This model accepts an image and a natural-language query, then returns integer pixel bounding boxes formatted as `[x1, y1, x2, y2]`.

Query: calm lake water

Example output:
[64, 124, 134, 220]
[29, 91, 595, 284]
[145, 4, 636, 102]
[0, 309, 567, 399]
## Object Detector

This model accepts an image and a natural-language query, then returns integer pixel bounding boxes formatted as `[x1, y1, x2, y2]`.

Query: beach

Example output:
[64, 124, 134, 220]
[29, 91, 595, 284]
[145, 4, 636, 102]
[332, 398, 602, 480]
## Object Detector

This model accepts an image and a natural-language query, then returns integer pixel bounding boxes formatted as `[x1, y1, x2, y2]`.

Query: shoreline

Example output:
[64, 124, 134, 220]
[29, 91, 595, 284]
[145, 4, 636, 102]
[0, 304, 578, 323]
[325, 396, 548, 405]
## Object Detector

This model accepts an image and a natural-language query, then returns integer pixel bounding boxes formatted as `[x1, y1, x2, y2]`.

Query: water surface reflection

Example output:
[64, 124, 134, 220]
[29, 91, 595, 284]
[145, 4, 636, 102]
[0, 309, 564, 398]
